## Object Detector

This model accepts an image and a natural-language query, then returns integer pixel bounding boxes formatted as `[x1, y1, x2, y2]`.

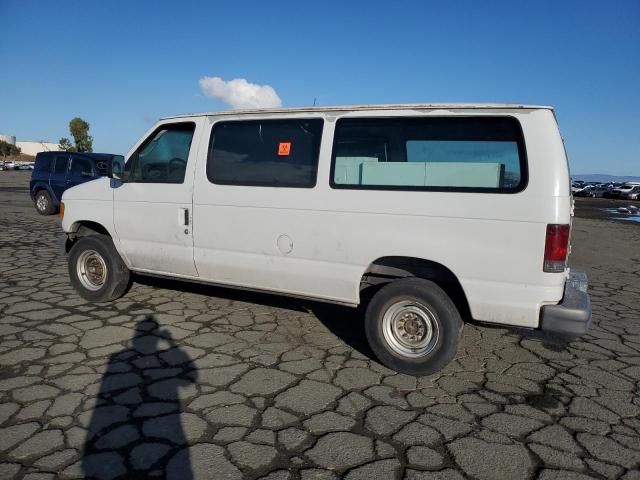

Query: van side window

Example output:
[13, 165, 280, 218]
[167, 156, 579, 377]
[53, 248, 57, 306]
[207, 119, 323, 188]
[126, 123, 195, 184]
[54, 156, 68, 175]
[331, 117, 527, 192]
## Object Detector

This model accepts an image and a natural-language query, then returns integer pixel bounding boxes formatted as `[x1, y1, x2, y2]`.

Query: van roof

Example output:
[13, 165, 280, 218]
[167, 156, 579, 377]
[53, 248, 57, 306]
[160, 103, 553, 120]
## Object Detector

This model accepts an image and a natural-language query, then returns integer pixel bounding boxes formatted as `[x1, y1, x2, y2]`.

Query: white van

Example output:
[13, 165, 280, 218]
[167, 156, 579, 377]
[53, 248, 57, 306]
[60, 104, 591, 374]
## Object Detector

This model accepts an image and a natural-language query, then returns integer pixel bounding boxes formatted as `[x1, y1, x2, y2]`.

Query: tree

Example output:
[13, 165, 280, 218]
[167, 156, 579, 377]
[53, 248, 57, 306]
[68, 117, 93, 152]
[58, 137, 76, 152]
[0, 140, 21, 157]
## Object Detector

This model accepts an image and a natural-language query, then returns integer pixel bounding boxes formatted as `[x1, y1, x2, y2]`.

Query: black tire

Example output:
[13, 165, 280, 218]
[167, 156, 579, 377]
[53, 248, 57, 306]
[68, 235, 131, 302]
[34, 190, 55, 215]
[365, 277, 463, 376]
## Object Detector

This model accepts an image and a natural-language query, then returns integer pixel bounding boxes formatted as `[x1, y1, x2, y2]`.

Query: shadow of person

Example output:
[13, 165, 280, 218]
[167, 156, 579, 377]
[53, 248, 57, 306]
[81, 317, 197, 479]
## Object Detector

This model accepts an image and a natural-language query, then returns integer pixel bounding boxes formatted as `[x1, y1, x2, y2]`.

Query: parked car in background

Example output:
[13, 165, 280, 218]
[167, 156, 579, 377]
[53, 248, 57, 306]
[15, 163, 34, 170]
[30, 152, 123, 215]
[1, 161, 16, 170]
[573, 185, 592, 196]
[575, 186, 607, 198]
[603, 188, 622, 199]
[615, 184, 639, 199]
[620, 185, 640, 200]
[571, 181, 586, 194]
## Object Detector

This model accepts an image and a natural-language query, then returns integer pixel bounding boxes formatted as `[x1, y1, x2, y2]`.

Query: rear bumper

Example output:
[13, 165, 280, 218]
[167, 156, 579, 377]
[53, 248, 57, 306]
[540, 271, 592, 336]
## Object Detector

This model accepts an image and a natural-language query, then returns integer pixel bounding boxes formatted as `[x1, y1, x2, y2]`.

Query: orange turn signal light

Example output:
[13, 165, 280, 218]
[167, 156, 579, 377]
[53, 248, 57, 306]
[59, 202, 65, 221]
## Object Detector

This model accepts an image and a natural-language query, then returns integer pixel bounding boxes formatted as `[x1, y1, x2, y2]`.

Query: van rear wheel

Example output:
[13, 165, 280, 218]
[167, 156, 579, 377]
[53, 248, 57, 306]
[35, 190, 55, 215]
[68, 235, 131, 302]
[365, 278, 462, 376]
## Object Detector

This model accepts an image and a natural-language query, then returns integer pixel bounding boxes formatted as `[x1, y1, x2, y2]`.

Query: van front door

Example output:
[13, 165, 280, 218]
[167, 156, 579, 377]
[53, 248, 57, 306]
[113, 121, 201, 277]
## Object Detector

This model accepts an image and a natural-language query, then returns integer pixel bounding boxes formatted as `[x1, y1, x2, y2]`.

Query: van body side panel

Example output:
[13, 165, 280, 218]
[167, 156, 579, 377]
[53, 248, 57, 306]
[192, 114, 358, 302]
[192, 109, 570, 328]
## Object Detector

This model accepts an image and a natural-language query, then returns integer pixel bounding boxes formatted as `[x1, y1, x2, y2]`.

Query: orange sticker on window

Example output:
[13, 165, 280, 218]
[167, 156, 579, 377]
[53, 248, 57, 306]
[278, 142, 291, 156]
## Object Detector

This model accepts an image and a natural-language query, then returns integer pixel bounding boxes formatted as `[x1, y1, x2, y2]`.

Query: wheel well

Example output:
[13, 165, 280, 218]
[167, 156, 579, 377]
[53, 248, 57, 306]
[65, 221, 111, 253]
[360, 256, 472, 321]
[32, 186, 51, 200]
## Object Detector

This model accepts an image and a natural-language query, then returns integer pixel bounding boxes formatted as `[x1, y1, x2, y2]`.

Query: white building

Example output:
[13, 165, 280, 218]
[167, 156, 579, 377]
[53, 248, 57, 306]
[1, 133, 60, 156]
[16, 141, 60, 156]
[0, 134, 17, 145]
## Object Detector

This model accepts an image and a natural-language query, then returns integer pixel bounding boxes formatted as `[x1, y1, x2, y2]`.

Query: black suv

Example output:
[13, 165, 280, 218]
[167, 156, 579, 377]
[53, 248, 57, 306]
[30, 152, 122, 215]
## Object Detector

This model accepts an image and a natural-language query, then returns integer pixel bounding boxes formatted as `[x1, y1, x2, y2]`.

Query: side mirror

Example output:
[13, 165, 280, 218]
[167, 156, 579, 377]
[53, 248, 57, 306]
[110, 156, 125, 181]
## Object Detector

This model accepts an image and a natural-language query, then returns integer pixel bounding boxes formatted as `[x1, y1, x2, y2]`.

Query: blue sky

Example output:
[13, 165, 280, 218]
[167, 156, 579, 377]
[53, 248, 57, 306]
[1, 0, 638, 175]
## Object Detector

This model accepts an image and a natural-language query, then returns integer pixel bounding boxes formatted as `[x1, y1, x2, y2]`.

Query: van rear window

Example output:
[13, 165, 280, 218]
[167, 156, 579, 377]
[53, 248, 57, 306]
[331, 117, 527, 192]
[207, 119, 323, 188]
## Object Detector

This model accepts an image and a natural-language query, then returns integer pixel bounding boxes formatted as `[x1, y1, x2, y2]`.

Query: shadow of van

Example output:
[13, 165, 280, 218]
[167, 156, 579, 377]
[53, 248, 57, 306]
[132, 274, 570, 365]
[133, 274, 376, 359]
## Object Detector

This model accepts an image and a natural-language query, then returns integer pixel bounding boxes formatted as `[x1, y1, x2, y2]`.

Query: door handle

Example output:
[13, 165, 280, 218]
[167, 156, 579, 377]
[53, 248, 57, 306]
[180, 208, 190, 234]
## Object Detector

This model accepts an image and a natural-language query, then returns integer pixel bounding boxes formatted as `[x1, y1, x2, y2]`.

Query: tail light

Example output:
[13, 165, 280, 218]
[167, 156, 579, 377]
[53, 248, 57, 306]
[544, 224, 570, 273]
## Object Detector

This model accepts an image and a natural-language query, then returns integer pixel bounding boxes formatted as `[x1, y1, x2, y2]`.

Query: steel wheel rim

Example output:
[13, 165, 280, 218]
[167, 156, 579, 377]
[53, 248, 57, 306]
[77, 249, 107, 291]
[382, 300, 439, 358]
[36, 194, 48, 211]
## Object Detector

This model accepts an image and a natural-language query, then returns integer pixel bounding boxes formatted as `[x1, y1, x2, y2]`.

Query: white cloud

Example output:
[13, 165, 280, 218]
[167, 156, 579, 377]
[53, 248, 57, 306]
[199, 76, 282, 110]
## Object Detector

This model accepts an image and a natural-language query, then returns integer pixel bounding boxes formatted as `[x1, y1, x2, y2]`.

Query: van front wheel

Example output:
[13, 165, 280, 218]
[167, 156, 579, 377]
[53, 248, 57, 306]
[365, 278, 462, 376]
[68, 235, 130, 302]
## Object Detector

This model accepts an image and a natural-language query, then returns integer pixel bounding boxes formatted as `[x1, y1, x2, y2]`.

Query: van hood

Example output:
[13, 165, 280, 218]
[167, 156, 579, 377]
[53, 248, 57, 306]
[61, 177, 113, 202]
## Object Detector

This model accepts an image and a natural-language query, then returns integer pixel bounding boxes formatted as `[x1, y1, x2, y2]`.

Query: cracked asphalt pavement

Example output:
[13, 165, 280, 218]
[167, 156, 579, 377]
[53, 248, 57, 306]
[1, 171, 639, 479]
